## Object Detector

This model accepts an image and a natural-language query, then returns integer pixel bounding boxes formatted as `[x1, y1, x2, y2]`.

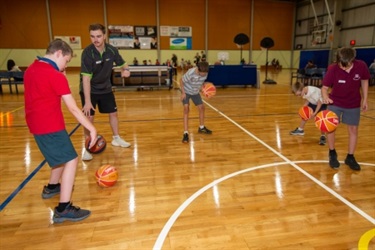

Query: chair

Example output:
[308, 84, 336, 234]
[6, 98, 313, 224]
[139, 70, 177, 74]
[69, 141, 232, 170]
[370, 68, 375, 86]
[290, 68, 306, 85]
[0, 71, 13, 94]
[311, 68, 326, 87]
[304, 68, 317, 86]
[10, 71, 24, 94]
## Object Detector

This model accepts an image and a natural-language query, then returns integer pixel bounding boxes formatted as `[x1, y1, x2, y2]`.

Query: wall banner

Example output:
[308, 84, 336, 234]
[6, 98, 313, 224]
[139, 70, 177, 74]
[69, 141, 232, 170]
[54, 36, 81, 49]
[108, 25, 157, 49]
[170, 37, 192, 50]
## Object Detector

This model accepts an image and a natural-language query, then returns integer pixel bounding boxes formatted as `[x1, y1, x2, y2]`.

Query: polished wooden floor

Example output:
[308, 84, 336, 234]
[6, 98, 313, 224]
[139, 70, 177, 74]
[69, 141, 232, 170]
[0, 69, 374, 250]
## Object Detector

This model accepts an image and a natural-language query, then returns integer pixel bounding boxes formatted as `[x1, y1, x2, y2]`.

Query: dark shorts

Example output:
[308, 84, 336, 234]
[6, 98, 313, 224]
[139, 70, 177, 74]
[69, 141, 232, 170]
[308, 103, 327, 113]
[80, 92, 117, 116]
[182, 93, 203, 106]
[34, 130, 77, 168]
[328, 105, 360, 126]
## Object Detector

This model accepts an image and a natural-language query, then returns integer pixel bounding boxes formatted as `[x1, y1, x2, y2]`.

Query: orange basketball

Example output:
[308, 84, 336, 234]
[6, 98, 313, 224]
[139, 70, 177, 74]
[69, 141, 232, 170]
[202, 82, 216, 98]
[298, 106, 313, 121]
[85, 135, 106, 154]
[315, 110, 339, 133]
[95, 164, 118, 188]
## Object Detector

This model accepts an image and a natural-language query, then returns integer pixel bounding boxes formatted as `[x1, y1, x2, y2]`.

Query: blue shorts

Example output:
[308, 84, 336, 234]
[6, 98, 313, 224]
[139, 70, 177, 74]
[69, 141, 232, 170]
[328, 105, 360, 126]
[182, 93, 203, 106]
[34, 130, 78, 168]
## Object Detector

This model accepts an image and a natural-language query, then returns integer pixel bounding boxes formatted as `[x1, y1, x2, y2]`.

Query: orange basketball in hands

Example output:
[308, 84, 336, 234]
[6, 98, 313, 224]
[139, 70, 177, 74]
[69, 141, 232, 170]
[95, 164, 118, 188]
[315, 110, 339, 133]
[202, 82, 216, 98]
[85, 135, 106, 154]
[298, 106, 313, 121]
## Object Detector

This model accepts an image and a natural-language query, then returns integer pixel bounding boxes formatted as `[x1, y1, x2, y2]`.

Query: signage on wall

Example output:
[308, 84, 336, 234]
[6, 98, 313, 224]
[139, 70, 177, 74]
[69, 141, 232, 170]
[108, 25, 157, 49]
[170, 37, 192, 50]
[54, 36, 81, 49]
[160, 26, 192, 37]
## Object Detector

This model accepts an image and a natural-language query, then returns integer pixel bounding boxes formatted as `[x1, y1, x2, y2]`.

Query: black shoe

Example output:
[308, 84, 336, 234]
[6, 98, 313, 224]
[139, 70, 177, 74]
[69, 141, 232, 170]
[345, 156, 361, 171]
[329, 151, 340, 169]
[53, 203, 91, 223]
[198, 126, 212, 134]
[319, 135, 326, 145]
[182, 133, 189, 143]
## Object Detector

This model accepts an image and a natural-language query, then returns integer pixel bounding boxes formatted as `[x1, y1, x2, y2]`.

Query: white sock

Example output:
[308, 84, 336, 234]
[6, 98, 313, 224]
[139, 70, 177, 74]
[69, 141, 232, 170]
[184, 131, 189, 134]
[113, 135, 120, 139]
[298, 127, 303, 131]
[199, 125, 204, 129]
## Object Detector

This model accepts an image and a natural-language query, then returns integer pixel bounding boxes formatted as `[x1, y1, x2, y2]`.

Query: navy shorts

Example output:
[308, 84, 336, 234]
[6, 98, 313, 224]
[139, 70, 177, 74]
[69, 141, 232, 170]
[80, 92, 117, 116]
[308, 103, 327, 113]
[34, 130, 77, 168]
[328, 105, 360, 126]
[182, 93, 203, 106]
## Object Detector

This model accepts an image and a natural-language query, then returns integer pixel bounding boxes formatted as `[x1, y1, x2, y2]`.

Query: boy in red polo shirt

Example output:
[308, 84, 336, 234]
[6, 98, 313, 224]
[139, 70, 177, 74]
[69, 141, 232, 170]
[24, 39, 97, 223]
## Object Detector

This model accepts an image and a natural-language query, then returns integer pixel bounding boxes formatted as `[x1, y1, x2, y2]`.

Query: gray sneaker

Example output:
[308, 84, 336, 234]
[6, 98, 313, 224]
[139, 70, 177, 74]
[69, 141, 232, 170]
[319, 135, 326, 145]
[290, 128, 304, 135]
[53, 203, 91, 223]
[42, 184, 60, 199]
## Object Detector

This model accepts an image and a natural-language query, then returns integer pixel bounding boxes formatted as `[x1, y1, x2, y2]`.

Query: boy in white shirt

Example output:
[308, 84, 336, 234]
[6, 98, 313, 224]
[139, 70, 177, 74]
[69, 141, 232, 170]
[290, 82, 327, 145]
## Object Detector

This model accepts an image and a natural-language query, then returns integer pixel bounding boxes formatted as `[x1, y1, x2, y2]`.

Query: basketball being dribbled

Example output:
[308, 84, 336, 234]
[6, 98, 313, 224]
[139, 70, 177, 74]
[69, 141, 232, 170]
[298, 106, 313, 121]
[95, 164, 118, 188]
[85, 135, 106, 154]
[315, 110, 339, 133]
[202, 82, 216, 98]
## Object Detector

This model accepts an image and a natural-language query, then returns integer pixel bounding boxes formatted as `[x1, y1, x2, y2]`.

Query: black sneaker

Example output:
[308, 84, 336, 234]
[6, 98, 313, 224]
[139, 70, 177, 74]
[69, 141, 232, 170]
[198, 126, 212, 134]
[53, 203, 91, 223]
[42, 184, 61, 199]
[329, 151, 340, 169]
[319, 135, 326, 145]
[182, 133, 189, 143]
[345, 156, 361, 171]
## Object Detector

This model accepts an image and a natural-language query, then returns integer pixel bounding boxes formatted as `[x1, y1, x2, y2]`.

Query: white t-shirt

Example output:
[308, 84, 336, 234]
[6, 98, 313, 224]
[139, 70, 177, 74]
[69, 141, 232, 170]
[303, 86, 323, 105]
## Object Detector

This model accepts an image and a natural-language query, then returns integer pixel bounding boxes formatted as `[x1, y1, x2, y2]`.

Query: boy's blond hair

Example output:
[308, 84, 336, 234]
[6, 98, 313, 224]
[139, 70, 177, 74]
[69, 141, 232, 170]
[292, 81, 304, 93]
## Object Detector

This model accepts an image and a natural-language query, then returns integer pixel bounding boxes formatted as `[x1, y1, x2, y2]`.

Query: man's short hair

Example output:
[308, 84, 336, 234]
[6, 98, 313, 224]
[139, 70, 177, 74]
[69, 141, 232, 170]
[89, 23, 106, 34]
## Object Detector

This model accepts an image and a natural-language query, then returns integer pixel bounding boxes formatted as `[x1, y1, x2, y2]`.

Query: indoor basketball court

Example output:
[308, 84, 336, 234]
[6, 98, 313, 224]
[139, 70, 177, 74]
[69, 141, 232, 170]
[0, 69, 374, 249]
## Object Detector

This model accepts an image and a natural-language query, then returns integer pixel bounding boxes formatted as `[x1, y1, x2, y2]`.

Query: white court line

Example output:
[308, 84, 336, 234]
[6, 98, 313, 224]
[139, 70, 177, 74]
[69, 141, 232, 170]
[153, 99, 375, 250]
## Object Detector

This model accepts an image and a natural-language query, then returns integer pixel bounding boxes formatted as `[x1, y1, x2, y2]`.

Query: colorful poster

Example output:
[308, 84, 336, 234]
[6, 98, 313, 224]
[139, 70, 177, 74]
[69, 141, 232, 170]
[170, 37, 192, 50]
[54, 36, 81, 49]
[108, 25, 134, 49]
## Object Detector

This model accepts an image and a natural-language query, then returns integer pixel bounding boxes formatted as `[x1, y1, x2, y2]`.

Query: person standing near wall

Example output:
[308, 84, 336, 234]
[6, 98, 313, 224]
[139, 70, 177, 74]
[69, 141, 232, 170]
[80, 23, 131, 161]
[321, 47, 370, 171]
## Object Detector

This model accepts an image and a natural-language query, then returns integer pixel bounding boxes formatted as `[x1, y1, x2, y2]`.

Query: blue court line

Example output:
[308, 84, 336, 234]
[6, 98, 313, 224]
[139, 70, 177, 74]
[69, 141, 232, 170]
[0, 123, 81, 212]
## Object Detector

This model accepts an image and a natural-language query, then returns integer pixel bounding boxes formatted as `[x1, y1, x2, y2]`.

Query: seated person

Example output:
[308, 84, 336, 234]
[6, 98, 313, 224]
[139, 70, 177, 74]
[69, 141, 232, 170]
[7, 59, 23, 81]
[305, 60, 317, 69]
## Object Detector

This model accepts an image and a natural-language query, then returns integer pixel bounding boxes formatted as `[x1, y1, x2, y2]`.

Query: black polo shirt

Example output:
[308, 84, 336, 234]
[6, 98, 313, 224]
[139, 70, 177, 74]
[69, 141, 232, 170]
[80, 43, 125, 94]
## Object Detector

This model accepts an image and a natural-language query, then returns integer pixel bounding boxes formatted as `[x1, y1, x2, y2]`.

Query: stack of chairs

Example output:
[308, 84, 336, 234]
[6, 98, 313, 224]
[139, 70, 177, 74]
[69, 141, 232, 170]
[370, 68, 375, 86]
[310, 68, 326, 87]
[291, 68, 326, 87]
